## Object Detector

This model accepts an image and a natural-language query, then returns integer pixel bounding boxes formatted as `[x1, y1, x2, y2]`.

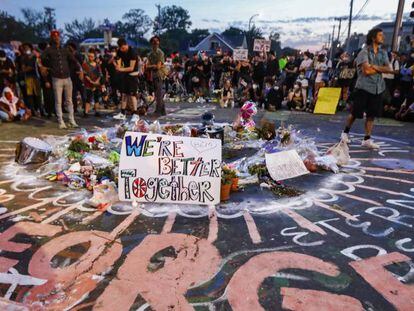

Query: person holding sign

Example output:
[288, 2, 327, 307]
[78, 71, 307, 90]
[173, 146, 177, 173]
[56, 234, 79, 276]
[341, 28, 393, 149]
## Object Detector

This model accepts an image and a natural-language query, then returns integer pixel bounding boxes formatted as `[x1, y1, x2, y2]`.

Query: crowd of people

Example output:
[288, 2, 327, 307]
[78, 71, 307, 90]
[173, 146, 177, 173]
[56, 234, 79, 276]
[0, 29, 413, 129]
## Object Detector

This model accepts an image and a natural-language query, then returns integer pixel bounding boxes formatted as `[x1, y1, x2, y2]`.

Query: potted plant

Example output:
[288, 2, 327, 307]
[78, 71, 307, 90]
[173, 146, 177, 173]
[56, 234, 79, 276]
[223, 165, 239, 192]
[221, 166, 234, 201]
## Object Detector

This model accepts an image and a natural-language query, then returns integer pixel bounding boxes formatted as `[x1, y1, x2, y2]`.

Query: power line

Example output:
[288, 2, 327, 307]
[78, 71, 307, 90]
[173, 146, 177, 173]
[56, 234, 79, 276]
[340, 0, 370, 40]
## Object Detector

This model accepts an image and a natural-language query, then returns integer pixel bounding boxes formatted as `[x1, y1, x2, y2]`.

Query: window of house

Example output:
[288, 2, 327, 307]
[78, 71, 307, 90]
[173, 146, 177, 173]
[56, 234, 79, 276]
[210, 41, 219, 50]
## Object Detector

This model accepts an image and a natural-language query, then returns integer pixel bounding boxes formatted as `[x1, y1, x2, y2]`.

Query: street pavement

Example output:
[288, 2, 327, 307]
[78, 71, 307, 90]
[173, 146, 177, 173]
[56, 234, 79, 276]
[0, 102, 413, 310]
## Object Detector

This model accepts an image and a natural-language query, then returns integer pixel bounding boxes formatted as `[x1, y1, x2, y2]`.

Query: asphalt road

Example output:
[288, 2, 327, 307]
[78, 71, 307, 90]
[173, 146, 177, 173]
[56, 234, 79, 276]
[0, 102, 413, 310]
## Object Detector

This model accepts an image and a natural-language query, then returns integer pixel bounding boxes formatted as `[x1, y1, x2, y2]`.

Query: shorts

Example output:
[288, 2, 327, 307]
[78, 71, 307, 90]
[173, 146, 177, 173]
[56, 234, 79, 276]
[351, 88, 383, 119]
[120, 74, 138, 95]
[25, 76, 41, 96]
[85, 88, 101, 104]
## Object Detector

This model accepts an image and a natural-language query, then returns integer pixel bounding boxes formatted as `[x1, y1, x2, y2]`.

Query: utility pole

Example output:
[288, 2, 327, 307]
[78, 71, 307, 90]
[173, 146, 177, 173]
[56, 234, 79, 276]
[392, 0, 405, 51]
[156, 4, 161, 35]
[330, 24, 336, 60]
[334, 17, 346, 42]
[346, 0, 354, 52]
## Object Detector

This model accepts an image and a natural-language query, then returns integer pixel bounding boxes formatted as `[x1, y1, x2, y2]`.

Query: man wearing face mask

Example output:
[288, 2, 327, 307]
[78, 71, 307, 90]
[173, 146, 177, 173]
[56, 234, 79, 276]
[21, 43, 43, 116]
[40, 30, 81, 129]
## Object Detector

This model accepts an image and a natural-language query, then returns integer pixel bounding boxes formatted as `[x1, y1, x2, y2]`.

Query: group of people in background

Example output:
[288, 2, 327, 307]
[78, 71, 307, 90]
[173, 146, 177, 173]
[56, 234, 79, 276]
[0, 28, 413, 129]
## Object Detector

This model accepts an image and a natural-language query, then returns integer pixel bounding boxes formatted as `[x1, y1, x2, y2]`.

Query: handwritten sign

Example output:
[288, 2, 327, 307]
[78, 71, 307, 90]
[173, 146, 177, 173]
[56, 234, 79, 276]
[253, 39, 271, 52]
[314, 87, 341, 115]
[118, 132, 222, 205]
[233, 48, 248, 61]
[265, 150, 309, 181]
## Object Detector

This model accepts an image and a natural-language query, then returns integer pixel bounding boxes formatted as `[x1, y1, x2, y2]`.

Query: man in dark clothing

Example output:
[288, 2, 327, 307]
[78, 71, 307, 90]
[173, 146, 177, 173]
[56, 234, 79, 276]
[38, 42, 55, 118]
[0, 50, 15, 93]
[102, 46, 120, 107]
[266, 51, 280, 79]
[67, 42, 86, 114]
[41, 30, 80, 129]
[21, 43, 43, 116]
[114, 38, 139, 118]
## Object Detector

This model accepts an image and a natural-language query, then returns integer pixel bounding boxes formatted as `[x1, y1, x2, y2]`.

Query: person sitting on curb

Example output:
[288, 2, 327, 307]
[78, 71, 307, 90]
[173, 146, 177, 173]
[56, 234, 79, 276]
[0, 87, 31, 122]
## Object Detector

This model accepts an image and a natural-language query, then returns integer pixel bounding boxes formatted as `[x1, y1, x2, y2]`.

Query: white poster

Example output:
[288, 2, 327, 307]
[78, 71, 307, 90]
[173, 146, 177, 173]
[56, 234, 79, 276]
[265, 150, 309, 181]
[233, 48, 248, 61]
[118, 132, 222, 205]
[253, 39, 271, 52]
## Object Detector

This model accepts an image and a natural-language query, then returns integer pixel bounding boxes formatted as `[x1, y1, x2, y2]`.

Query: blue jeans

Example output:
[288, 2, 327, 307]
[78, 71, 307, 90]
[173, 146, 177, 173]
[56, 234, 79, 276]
[0, 111, 10, 121]
[52, 77, 75, 123]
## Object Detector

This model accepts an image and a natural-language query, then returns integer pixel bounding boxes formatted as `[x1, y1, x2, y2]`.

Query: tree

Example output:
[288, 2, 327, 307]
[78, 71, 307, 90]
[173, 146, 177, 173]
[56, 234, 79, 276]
[21, 7, 56, 40]
[65, 18, 101, 42]
[0, 11, 32, 42]
[154, 5, 191, 34]
[121, 9, 151, 40]
[269, 31, 282, 55]
[245, 24, 264, 53]
[188, 29, 210, 46]
[221, 27, 244, 37]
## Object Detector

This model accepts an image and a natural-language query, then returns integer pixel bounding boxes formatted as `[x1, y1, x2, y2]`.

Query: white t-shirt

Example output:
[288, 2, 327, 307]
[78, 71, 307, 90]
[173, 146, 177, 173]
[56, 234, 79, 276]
[315, 62, 328, 83]
[300, 58, 313, 71]
[383, 59, 400, 80]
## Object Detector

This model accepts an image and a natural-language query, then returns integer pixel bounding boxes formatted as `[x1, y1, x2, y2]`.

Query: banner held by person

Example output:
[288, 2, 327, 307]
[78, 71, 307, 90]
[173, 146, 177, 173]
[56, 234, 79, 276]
[314, 87, 341, 115]
[119, 132, 222, 205]
[233, 49, 248, 61]
[253, 39, 271, 52]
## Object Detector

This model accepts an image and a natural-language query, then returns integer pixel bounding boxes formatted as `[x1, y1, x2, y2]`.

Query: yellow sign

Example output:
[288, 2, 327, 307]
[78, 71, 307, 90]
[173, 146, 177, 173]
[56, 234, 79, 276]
[314, 87, 341, 115]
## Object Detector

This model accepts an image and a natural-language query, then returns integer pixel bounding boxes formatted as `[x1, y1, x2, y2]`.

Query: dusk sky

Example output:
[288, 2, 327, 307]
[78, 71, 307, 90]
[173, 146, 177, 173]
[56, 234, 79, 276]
[2, 0, 412, 50]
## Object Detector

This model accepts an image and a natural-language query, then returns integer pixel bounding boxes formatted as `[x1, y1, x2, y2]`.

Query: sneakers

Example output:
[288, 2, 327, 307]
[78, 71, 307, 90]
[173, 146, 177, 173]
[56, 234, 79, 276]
[58, 121, 67, 129]
[361, 139, 380, 149]
[340, 132, 351, 144]
[113, 112, 126, 120]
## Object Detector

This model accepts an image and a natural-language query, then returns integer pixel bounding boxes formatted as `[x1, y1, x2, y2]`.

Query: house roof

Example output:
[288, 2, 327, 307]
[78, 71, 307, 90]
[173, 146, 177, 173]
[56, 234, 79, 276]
[375, 21, 414, 29]
[222, 34, 245, 48]
[191, 32, 246, 51]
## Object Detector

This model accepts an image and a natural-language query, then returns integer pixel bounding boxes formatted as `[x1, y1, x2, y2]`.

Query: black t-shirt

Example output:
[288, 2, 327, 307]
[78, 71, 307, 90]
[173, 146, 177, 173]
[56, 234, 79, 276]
[21, 54, 37, 77]
[0, 57, 15, 81]
[266, 58, 280, 77]
[253, 61, 265, 79]
[117, 47, 138, 72]
[285, 61, 298, 80]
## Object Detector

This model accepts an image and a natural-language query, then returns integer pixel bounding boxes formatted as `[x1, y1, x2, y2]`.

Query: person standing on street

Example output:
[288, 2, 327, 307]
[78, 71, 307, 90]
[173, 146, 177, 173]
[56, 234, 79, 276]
[147, 36, 166, 116]
[341, 28, 393, 149]
[40, 30, 80, 129]
[114, 38, 138, 119]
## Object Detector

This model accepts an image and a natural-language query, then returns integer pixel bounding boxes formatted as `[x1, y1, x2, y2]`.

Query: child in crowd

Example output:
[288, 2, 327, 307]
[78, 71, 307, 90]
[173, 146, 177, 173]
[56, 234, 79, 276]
[263, 77, 283, 111]
[287, 82, 305, 111]
[220, 80, 234, 108]
[0, 87, 31, 121]
[82, 48, 102, 117]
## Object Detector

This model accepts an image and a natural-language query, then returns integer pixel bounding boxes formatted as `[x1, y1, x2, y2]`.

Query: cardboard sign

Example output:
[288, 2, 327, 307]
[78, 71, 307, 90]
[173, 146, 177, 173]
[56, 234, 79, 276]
[253, 39, 271, 52]
[265, 150, 309, 181]
[118, 132, 222, 205]
[233, 48, 248, 61]
[314, 87, 341, 115]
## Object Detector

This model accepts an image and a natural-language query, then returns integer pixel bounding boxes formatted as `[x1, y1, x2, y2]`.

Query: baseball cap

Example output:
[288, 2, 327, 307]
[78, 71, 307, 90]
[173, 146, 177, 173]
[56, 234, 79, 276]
[50, 30, 60, 37]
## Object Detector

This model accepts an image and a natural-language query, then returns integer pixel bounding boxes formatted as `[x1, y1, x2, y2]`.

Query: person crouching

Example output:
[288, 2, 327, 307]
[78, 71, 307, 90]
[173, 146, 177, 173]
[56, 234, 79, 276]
[0, 87, 31, 122]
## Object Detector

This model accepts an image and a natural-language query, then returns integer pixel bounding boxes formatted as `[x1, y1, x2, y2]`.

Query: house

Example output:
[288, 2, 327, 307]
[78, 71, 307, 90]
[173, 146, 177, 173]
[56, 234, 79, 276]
[189, 32, 248, 55]
[373, 21, 414, 52]
[80, 37, 149, 50]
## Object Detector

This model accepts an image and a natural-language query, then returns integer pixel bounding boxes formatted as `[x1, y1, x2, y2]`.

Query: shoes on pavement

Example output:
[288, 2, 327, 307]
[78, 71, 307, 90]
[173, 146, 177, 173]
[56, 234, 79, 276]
[340, 132, 351, 144]
[68, 120, 79, 128]
[361, 139, 380, 149]
[58, 121, 67, 129]
[113, 112, 126, 120]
